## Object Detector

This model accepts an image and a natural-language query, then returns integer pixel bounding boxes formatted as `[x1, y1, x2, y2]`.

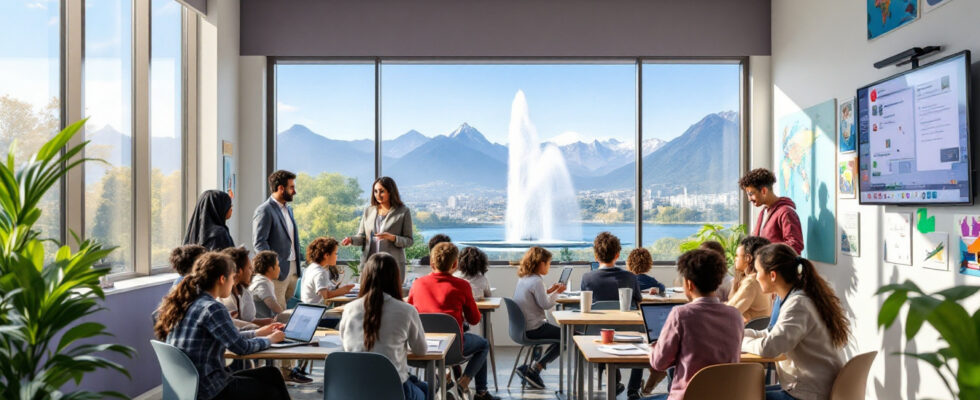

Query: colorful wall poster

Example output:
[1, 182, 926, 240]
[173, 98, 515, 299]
[955, 215, 980, 277]
[840, 212, 860, 257]
[838, 98, 856, 153]
[924, 0, 952, 13]
[914, 209, 947, 270]
[775, 99, 837, 264]
[884, 211, 912, 265]
[867, 0, 918, 40]
[838, 156, 856, 199]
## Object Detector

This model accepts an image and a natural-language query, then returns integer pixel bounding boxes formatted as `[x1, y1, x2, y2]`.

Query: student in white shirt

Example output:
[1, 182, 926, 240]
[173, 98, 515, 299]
[301, 237, 355, 304]
[219, 247, 274, 329]
[454, 246, 492, 301]
[339, 252, 428, 400]
[742, 243, 850, 400]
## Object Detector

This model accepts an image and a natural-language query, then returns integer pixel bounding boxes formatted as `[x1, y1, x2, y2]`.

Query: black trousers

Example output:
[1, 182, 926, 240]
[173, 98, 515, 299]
[212, 366, 290, 400]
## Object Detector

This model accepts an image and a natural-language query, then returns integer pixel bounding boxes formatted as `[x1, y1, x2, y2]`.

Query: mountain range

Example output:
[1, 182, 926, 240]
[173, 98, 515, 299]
[276, 112, 738, 193]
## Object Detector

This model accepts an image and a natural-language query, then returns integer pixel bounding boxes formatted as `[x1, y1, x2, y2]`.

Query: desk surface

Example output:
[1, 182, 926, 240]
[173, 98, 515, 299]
[553, 309, 644, 325]
[572, 335, 785, 364]
[326, 297, 502, 314]
[556, 292, 688, 305]
[224, 330, 455, 361]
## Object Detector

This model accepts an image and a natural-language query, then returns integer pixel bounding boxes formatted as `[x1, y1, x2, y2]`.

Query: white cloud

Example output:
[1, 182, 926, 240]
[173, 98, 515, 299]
[26, 1, 47, 10]
[277, 101, 297, 113]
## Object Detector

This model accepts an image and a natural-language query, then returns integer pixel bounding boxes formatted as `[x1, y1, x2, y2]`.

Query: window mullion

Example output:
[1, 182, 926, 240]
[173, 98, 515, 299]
[133, 0, 151, 275]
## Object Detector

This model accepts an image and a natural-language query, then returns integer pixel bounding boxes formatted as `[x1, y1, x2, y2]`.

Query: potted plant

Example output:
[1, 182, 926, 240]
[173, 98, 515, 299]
[678, 223, 747, 268]
[877, 280, 980, 399]
[346, 260, 361, 280]
[0, 119, 134, 398]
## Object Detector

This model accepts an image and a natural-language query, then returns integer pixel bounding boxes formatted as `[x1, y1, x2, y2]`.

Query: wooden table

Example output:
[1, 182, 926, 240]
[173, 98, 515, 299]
[556, 292, 689, 307]
[553, 310, 646, 398]
[324, 297, 504, 391]
[224, 330, 455, 400]
[573, 335, 786, 400]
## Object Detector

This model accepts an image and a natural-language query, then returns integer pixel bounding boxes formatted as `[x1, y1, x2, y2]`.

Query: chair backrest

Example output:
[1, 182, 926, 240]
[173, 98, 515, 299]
[287, 277, 304, 309]
[503, 297, 530, 344]
[150, 340, 199, 400]
[683, 363, 764, 400]
[419, 313, 466, 366]
[830, 351, 878, 400]
[323, 352, 405, 399]
[745, 316, 770, 331]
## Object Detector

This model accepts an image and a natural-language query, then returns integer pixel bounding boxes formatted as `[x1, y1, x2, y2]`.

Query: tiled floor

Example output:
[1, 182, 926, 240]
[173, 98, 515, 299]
[285, 346, 669, 400]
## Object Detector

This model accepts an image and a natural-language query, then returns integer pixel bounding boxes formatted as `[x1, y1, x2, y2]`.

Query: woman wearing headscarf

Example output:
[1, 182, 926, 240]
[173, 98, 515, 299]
[184, 190, 236, 251]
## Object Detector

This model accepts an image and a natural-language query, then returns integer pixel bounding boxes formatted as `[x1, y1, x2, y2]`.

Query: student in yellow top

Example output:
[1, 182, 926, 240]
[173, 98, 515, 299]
[726, 236, 773, 323]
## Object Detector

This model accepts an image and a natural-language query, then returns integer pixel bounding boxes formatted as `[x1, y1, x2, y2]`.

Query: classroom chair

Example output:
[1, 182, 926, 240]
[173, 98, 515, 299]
[323, 352, 405, 399]
[683, 363, 764, 400]
[286, 278, 303, 309]
[830, 351, 878, 400]
[409, 313, 471, 398]
[502, 297, 561, 390]
[150, 340, 199, 400]
[745, 316, 770, 331]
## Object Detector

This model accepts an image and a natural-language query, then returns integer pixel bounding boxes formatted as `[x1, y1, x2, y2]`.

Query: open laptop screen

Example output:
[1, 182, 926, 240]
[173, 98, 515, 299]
[283, 304, 326, 342]
[640, 303, 679, 343]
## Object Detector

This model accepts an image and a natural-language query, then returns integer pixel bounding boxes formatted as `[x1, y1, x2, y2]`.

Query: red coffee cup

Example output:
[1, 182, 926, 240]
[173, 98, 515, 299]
[600, 328, 615, 344]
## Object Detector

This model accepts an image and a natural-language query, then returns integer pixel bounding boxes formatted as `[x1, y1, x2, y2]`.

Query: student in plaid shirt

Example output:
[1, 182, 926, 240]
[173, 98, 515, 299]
[155, 252, 290, 400]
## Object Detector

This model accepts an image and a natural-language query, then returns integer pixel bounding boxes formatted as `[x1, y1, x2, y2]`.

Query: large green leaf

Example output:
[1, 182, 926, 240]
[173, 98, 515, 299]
[934, 286, 980, 302]
[906, 296, 941, 339]
[878, 290, 908, 329]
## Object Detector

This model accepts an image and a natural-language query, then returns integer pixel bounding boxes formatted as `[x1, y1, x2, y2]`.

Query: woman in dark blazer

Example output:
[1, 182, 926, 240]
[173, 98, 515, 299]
[342, 177, 414, 282]
[183, 190, 235, 251]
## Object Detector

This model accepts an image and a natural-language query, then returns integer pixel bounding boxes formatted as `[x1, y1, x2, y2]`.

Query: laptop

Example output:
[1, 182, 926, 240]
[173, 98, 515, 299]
[558, 267, 573, 286]
[640, 303, 679, 343]
[270, 304, 327, 348]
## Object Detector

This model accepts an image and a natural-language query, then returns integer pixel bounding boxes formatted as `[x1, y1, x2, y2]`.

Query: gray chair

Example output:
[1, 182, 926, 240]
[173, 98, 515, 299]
[408, 313, 470, 397]
[745, 316, 770, 331]
[323, 352, 405, 399]
[503, 297, 561, 389]
[150, 340, 199, 400]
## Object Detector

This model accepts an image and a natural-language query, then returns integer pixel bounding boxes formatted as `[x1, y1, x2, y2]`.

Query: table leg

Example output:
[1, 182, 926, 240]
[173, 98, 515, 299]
[576, 349, 585, 399]
[559, 323, 565, 394]
[483, 310, 498, 392]
[567, 323, 576, 398]
[605, 363, 616, 400]
[425, 360, 435, 400]
[439, 358, 447, 400]
[588, 361, 594, 399]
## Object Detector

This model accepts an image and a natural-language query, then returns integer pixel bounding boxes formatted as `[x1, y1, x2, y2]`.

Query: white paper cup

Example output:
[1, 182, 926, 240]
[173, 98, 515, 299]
[618, 288, 633, 311]
[580, 291, 593, 312]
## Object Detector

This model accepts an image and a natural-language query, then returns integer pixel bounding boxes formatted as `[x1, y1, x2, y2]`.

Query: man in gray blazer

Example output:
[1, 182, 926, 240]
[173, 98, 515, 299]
[252, 170, 303, 309]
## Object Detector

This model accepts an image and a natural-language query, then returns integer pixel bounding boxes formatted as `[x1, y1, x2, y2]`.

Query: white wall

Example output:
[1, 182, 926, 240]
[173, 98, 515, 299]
[237, 56, 267, 244]
[770, 1, 980, 398]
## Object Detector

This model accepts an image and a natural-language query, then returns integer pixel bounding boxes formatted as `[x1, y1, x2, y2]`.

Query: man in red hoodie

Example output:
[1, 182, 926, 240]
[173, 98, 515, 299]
[738, 168, 804, 254]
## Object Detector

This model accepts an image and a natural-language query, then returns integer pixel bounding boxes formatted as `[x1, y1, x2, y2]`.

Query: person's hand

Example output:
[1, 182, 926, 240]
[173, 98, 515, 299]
[555, 283, 567, 294]
[340, 284, 355, 294]
[266, 330, 285, 344]
[375, 232, 396, 242]
[546, 283, 560, 293]
[252, 318, 275, 326]
[649, 287, 660, 295]
[255, 323, 281, 336]
[341, 237, 352, 246]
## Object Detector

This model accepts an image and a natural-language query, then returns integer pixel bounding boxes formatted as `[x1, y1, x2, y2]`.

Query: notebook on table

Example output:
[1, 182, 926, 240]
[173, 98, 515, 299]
[270, 304, 327, 348]
[640, 303, 679, 343]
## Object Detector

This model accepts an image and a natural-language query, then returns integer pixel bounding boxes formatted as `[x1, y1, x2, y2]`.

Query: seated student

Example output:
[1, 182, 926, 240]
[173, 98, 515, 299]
[154, 252, 289, 400]
[626, 248, 666, 295]
[418, 234, 451, 266]
[219, 247, 274, 329]
[742, 244, 849, 400]
[645, 249, 744, 400]
[340, 252, 428, 400]
[699, 240, 734, 301]
[301, 237, 355, 304]
[249, 250, 312, 384]
[407, 243, 499, 400]
[512, 246, 565, 389]
[454, 246, 492, 301]
[727, 236, 772, 323]
[170, 244, 207, 289]
[581, 232, 644, 399]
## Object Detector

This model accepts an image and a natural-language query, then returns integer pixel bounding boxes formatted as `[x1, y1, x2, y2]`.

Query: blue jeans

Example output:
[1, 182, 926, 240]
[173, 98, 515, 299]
[403, 374, 428, 400]
[765, 384, 797, 400]
[462, 332, 489, 391]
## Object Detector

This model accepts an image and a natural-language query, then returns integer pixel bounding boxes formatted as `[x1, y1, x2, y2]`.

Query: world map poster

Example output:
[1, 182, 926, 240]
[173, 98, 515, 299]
[867, 0, 918, 40]
[776, 99, 837, 264]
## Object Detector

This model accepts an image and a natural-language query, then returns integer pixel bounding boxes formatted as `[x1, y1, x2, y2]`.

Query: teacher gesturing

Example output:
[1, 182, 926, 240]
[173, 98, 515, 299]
[342, 177, 414, 283]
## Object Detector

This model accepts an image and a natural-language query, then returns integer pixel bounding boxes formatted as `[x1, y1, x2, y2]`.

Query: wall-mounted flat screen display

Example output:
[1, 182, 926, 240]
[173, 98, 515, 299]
[857, 50, 973, 205]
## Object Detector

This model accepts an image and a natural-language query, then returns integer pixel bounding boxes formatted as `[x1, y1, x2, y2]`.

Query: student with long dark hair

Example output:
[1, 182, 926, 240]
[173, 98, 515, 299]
[219, 247, 274, 329]
[339, 252, 428, 400]
[184, 190, 235, 251]
[155, 252, 288, 400]
[726, 236, 772, 322]
[743, 243, 850, 400]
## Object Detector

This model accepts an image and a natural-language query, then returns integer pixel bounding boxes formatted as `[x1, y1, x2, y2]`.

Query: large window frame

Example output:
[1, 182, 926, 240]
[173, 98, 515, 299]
[267, 57, 750, 265]
[58, 0, 199, 280]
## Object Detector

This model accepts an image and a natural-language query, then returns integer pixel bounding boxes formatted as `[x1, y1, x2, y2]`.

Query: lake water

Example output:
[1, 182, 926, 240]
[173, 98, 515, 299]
[419, 222, 700, 247]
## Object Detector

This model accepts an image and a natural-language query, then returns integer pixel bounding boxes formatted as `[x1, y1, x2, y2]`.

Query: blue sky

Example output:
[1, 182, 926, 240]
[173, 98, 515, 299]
[277, 63, 740, 144]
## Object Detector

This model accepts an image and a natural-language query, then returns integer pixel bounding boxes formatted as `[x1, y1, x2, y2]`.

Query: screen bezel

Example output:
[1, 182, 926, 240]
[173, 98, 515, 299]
[856, 50, 974, 206]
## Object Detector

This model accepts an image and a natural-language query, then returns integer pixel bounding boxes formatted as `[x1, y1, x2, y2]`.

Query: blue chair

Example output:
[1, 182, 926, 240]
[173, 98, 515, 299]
[323, 352, 405, 399]
[287, 276, 303, 309]
[503, 297, 561, 389]
[150, 340, 199, 400]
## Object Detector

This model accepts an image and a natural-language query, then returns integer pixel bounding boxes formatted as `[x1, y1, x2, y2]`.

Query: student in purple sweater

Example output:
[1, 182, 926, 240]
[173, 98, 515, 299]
[645, 249, 744, 400]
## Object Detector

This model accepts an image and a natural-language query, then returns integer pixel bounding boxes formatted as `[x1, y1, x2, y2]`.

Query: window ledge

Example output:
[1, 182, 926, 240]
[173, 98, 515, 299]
[103, 273, 177, 296]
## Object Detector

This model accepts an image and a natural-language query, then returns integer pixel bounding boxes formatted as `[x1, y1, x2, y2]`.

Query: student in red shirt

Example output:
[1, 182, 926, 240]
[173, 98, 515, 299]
[407, 243, 499, 400]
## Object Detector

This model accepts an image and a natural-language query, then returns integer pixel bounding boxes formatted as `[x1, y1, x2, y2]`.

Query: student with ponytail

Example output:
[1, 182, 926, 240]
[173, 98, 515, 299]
[155, 252, 289, 400]
[742, 243, 850, 400]
[339, 252, 428, 400]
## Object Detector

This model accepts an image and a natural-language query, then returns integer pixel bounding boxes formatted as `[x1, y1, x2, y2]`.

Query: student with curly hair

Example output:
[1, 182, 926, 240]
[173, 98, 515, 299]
[739, 168, 804, 254]
[169, 244, 207, 288]
[512, 246, 565, 390]
[454, 246, 492, 301]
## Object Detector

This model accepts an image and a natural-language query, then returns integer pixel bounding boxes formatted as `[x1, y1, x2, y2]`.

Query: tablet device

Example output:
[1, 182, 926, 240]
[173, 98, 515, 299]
[558, 267, 573, 286]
